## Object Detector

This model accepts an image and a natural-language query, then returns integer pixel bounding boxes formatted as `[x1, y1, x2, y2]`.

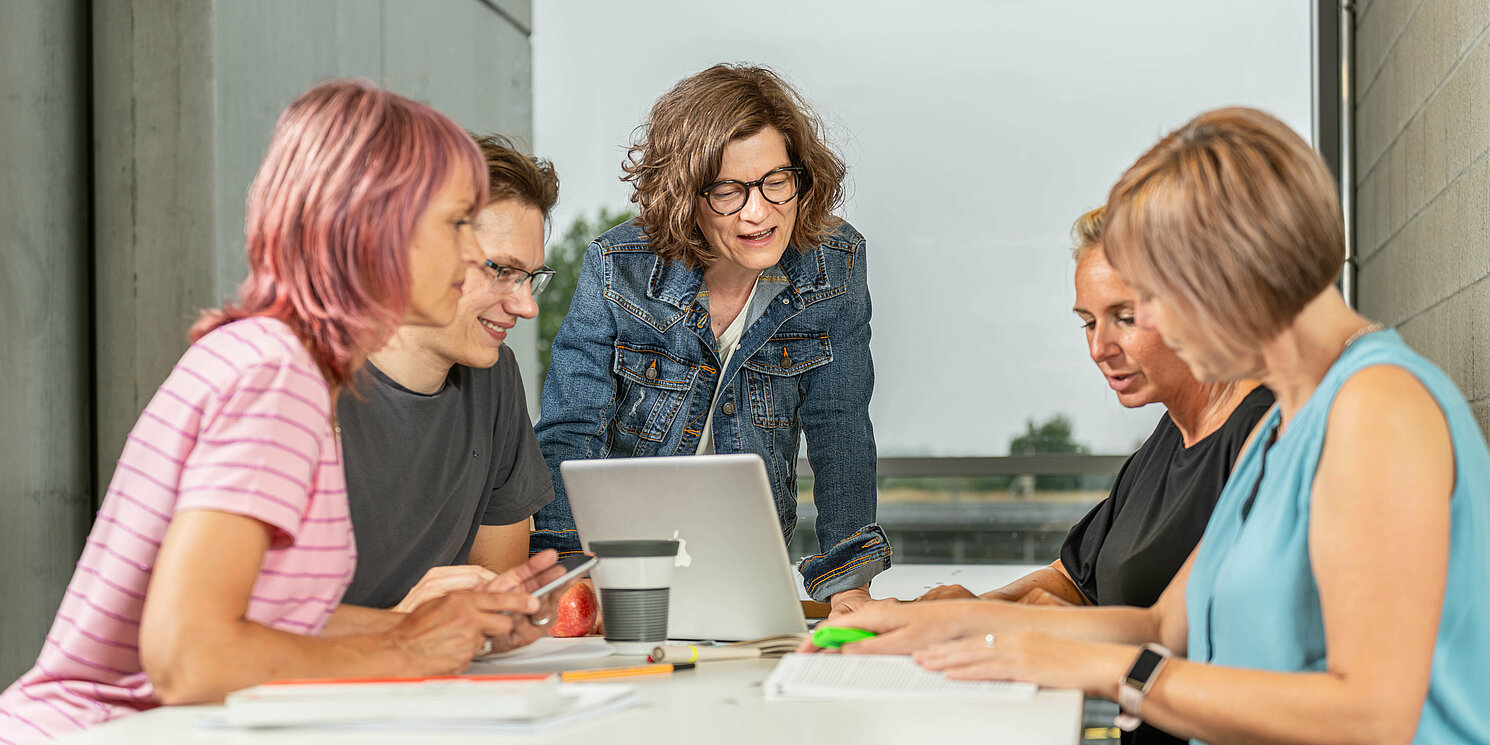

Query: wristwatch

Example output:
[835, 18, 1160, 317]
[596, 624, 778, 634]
[1114, 643, 1173, 732]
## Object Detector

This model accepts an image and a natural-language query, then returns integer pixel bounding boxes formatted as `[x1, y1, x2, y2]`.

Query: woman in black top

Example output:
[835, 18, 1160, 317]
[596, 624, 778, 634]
[922, 207, 1273, 745]
[927, 206, 1271, 607]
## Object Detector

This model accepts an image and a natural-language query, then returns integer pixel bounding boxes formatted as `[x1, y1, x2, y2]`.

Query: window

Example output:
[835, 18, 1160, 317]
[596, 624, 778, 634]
[534, 0, 1314, 564]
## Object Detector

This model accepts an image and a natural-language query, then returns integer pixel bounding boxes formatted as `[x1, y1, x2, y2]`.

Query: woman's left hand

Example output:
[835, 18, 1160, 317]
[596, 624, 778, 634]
[914, 630, 1133, 697]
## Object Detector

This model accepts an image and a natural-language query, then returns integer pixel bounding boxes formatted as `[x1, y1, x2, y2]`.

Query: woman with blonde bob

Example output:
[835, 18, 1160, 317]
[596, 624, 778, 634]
[918, 208, 1270, 618]
[0, 80, 565, 742]
[533, 64, 888, 613]
[824, 107, 1490, 744]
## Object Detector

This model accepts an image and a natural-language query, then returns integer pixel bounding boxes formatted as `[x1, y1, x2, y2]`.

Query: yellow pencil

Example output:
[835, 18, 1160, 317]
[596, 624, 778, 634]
[560, 663, 695, 682]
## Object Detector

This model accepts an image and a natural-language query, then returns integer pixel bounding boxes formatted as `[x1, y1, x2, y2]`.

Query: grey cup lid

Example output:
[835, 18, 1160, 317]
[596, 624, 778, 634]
[589, 540, 679, 558]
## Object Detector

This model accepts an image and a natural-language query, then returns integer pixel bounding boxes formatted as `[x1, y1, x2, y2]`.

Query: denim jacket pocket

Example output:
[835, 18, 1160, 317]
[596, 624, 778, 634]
[612, 342, 696, 442]
[743, 334, 833, 428]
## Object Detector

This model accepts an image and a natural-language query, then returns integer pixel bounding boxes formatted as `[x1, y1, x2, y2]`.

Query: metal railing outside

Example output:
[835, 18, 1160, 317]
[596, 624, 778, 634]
[790, 455, 1127, 564]
[796, 454, 1129, 478]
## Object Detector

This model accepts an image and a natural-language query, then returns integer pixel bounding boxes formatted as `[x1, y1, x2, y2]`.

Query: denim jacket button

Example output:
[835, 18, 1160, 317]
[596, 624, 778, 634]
[721, 401, 736, 415]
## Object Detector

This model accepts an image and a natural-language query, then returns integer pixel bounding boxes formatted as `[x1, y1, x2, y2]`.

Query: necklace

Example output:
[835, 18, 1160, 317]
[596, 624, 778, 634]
[1343, 321, 1384, 350]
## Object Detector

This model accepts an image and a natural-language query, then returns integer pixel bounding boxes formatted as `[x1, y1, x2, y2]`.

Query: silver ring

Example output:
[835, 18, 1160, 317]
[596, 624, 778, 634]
[984, 634, 996, 649]
[478, 638, 495, 657]
[532, 615, 552, 627]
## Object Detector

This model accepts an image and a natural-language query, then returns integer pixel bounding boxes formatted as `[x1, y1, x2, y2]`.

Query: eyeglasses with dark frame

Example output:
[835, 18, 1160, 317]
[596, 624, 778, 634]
[483, 259, 555, 297]
[697, 166, 807, 216]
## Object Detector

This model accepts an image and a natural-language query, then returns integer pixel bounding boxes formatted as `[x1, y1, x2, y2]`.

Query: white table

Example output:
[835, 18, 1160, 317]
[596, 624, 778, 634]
[54, 565, 1082, 744]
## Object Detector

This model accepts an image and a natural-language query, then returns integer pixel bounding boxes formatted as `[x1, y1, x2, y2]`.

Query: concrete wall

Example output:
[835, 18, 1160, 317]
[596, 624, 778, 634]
[0, 0, 97, 683]
[93, 0, 539, 494]
[1353, 0, 1490, 432]
[0, 0, 532, 685]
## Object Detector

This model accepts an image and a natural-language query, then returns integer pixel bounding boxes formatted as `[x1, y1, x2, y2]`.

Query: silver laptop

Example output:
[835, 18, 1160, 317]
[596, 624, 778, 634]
[560, 453, 809, 641]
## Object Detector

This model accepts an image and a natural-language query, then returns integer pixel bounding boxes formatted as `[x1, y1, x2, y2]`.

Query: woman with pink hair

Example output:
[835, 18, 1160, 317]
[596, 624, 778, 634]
[0, 80, 564, 743]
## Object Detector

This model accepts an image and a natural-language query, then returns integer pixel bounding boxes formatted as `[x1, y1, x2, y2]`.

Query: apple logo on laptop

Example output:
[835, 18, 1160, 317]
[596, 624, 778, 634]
[671, 530, 692, 568]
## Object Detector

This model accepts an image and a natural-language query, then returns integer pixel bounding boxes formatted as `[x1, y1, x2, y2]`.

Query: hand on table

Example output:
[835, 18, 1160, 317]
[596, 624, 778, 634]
[824, 587, 873, 624]
[826, 599, 990, 655]
[915, 630, 1132, 697]
[795, 597, 973, 655]
[793, 587, 880, 653]
[916, 584, 978, 601]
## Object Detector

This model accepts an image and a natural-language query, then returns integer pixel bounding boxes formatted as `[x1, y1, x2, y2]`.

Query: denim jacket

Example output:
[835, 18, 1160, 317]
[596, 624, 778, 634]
[531, 220, 891, 601]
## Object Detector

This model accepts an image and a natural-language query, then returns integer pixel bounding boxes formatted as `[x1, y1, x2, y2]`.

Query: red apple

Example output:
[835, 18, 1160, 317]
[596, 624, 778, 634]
[548, 581, 598, 637]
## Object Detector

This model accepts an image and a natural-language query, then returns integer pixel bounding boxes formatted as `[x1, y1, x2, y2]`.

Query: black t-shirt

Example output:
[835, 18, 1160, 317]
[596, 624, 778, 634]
[1059, 386, 1273, 745]
[337, 348, 554, 609]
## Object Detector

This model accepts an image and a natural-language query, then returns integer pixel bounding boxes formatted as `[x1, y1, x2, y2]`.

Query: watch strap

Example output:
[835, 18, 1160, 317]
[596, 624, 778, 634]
[1114, 643, 1172, 732]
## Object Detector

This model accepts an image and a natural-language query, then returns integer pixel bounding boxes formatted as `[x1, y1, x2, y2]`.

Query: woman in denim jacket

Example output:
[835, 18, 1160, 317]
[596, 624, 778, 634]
[532, 64, 890, 614]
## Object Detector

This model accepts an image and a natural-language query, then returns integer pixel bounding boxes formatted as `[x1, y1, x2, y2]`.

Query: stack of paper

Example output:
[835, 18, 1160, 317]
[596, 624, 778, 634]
[200, 674, 637, 732]
[763, 654, 1038, 701]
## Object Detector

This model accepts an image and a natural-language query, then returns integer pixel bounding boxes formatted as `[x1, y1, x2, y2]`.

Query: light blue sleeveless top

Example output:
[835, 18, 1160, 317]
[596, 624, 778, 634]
[1185, 330, 1490, 745]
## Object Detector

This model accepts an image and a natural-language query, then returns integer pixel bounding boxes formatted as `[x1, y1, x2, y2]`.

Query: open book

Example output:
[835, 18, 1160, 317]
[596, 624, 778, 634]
[763, 654, 1038, 701]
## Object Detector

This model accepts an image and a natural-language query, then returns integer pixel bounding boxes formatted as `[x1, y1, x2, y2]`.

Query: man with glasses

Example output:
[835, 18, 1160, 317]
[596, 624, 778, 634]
[333, 135, 562, 620]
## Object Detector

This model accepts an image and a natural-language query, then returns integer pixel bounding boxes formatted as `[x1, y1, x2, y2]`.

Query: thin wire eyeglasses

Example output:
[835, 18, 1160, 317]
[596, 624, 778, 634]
[697, 166, 807, 216]
[483, 259, 555, 297]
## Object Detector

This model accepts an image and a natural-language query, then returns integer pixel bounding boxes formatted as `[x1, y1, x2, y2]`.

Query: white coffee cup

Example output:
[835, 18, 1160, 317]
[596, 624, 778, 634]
[589, 540, 679, 655]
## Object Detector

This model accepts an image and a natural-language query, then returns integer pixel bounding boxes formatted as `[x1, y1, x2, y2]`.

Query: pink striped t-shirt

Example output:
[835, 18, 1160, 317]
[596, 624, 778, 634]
[0, 317, 356, 743]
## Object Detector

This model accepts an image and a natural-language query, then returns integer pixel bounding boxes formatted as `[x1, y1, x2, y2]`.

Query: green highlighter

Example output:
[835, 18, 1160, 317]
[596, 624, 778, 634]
[811, 626, 878, 649]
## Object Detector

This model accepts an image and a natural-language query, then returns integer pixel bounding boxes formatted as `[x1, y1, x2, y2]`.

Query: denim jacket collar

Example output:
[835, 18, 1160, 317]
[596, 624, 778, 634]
[647, 242, 831, 311]
[533, 219, 890, 602]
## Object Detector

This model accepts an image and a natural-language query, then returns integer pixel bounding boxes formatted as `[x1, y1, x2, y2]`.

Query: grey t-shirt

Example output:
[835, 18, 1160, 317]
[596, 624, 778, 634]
[337, 347, 554, 609]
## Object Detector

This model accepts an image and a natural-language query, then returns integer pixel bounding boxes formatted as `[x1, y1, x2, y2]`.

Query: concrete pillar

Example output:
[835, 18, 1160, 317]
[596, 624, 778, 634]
[0, 0, 96, 682]
[91, 0, 220, 492]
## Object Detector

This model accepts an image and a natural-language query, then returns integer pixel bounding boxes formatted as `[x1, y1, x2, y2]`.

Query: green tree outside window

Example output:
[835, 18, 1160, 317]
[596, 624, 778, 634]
[1009, 414, 1090, 492]
[537, 207, 636, 395]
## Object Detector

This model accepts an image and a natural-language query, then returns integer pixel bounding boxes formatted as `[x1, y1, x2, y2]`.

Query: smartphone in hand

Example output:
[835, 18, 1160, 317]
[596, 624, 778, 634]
[529, 554, 599, 599]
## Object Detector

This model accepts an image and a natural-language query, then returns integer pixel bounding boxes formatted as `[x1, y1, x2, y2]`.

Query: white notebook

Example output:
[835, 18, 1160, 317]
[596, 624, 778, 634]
[200, 676, 637, 732]
[763, 654, 1038, 701]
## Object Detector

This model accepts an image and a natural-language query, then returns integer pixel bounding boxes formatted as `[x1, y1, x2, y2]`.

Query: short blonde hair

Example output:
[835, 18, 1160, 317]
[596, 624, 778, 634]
[1103, 107, 1343, 352]
[1070, 206, 1104, 261]
[622, 64, 846, 268]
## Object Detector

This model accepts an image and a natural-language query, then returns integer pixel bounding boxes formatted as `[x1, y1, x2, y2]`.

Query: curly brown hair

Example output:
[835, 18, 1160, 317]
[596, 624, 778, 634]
[622, 64, 846, 268]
